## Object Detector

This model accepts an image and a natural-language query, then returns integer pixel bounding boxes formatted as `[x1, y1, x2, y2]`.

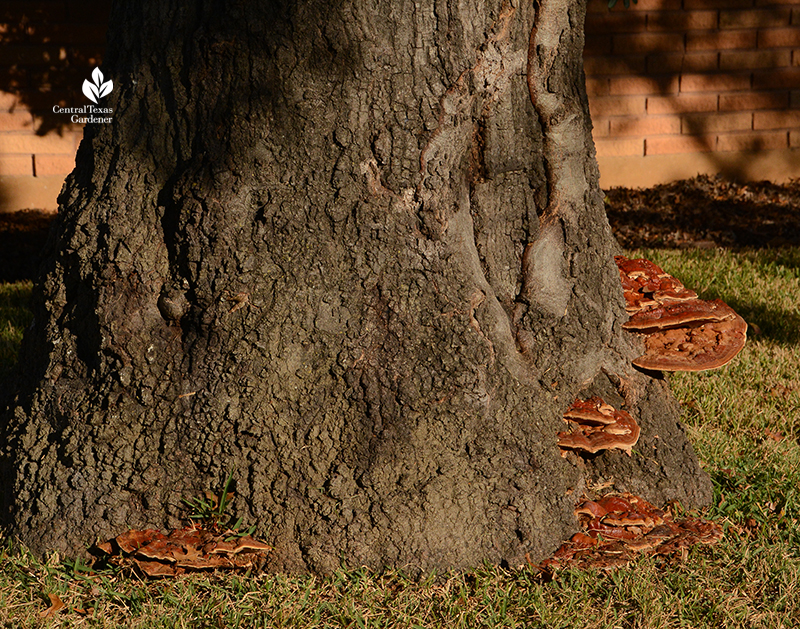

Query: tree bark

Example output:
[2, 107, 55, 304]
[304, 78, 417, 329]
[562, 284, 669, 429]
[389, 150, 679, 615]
[1, 0, 711, 574]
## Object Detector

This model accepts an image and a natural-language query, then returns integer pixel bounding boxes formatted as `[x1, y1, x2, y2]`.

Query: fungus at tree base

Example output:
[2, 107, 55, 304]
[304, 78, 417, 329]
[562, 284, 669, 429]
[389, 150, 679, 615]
[615, 256, 747, 371]
[531, 492, 723, 574]
[557, 396, 640, 457]
[93, 527, 272, 578]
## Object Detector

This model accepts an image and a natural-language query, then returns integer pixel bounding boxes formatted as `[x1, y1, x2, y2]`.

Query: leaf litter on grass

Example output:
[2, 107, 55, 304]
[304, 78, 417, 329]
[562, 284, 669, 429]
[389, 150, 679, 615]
[606, 175, 800, 250]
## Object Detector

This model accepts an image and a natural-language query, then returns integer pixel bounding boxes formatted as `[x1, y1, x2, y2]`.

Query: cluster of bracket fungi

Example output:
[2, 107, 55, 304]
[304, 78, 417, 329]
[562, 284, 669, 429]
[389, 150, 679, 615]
[558, 256, 747, 460]
[553, 394, 723, 571]
[557, 396, 640, 457]
[93, 527, 271, 577]
[92, 256, 734, 578]
[546, 256, 735, 570]
[616, 255, 747, 372]
[532, 493, 723, 574]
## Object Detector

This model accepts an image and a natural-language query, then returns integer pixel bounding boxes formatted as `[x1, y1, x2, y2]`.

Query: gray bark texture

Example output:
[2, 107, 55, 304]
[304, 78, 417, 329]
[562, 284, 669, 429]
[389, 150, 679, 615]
[1, 0, 711, 574]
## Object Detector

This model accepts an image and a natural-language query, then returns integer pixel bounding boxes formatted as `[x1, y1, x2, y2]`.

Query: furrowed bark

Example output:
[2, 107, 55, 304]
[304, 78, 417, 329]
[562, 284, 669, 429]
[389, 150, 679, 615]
[0, 0, 711, 574]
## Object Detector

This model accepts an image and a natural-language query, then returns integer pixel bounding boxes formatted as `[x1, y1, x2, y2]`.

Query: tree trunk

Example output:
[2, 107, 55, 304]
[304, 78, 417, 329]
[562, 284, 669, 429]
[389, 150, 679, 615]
[1, 0, 711, 574]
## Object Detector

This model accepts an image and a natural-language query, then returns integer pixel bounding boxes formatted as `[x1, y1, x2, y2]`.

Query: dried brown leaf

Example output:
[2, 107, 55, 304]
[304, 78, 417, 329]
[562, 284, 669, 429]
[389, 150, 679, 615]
[764, 428, 784, 442]
[39, 593, 66, 619]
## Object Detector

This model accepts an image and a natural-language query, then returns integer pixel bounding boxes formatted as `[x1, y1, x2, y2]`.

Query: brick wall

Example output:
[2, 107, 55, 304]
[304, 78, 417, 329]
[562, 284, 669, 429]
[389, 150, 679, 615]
[0, 0, 110, 211]
[0, 0, 798, 211]
[584, 0, 800, 186]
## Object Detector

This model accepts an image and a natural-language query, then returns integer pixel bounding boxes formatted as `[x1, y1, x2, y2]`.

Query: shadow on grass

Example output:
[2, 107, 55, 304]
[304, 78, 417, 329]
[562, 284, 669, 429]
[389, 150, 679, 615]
[715, 296, 800, 348]
[0, 281, 33, 386]
[0, 211, 55, 283]
[607, 175, 800, 251]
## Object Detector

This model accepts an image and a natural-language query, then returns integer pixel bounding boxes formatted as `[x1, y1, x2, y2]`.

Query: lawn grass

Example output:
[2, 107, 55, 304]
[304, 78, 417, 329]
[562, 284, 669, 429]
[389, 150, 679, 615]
[0, 248, 799, 628]
[0, 280, 33, 384]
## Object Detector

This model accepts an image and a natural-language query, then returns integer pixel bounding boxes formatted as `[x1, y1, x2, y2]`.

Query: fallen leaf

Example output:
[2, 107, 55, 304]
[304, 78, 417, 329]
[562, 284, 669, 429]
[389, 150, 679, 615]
[134, 559, 178, 578]
[94, 539, 114, 554]
[764, 428, 784, 442]
[769, 385, 790, 399]
[39, 593, 66, 619]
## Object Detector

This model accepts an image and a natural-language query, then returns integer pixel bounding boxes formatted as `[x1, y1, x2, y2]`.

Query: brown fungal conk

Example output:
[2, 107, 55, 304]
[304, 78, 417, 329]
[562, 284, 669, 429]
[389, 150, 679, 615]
[615, 255, 698, 314]
[562, 396, 618, 425]
[135, 560, 176, 578]
[114, 529, 165, 555]
[622, 298, 735, 332]
[633, 313, 748, 372]
[531, 492, 723, 573]
[558, 396, 640, 456]
[92, 527, 272, 578]
[615, 256, 747, 372]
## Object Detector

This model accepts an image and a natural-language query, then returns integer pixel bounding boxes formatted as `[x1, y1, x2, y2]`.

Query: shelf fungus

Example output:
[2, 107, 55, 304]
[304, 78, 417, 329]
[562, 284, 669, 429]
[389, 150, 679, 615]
[93, 527, 272, 578]
[615, 256, 747, 371]
[616, 256, 698, 314]
[531, 492, 723, 573]
[557, 396, 640, 457]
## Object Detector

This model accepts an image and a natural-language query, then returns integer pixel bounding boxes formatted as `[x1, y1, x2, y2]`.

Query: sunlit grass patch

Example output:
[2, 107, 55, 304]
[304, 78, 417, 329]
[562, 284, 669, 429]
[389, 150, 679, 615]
[632, 248, 800, 531]
[1, 541, 797, 628]
[633, 248, 800, 346]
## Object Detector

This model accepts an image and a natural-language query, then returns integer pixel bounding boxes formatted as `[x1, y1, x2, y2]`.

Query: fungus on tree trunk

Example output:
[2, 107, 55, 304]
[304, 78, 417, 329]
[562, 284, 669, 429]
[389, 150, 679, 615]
[557, 396, 641, 456]
[616, 256, 698, 313]
[532, 492, 723, 574]
[632, 315, 748, 372]
[623, 299, 736, 332]
[0, 0, 716, 571]
[615, 256, 747, 372]
[94, 527, 272, 578]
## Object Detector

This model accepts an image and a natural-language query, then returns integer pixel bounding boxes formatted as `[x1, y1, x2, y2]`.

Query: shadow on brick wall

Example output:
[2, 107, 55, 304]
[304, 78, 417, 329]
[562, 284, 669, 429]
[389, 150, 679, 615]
[1, 0, 112, 136]
[585, 0, 799, 181]
[3, 0, 798, 197]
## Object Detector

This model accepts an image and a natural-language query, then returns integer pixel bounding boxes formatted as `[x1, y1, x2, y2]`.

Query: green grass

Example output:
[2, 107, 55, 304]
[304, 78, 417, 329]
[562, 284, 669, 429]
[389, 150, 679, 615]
[1, 249, 799, 628]
[0, 280, 33, 383]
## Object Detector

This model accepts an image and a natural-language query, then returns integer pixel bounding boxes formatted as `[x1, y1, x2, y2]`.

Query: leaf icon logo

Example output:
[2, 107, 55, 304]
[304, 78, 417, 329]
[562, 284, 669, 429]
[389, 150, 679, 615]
[82, 67, 113, 104]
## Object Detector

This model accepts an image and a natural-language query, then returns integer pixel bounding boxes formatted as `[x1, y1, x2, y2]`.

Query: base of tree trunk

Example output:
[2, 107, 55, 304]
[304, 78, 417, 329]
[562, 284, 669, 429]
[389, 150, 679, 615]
[0, 0, 711, 574]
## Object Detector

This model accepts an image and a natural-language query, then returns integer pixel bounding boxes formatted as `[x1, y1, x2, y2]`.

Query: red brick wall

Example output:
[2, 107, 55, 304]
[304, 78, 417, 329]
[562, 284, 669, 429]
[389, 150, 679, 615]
[0, 0, 110, 206]
[0, 0, 798, 210]
[584, 0, 800, 163]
